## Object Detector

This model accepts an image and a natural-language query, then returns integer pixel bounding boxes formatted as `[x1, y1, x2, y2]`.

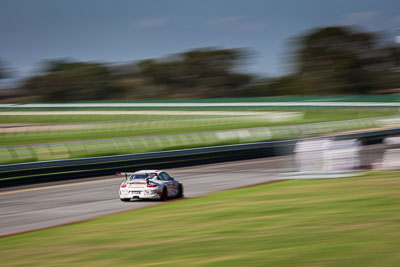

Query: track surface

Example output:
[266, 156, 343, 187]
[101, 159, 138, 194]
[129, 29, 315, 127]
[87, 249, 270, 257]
[0, 144, 385, 236]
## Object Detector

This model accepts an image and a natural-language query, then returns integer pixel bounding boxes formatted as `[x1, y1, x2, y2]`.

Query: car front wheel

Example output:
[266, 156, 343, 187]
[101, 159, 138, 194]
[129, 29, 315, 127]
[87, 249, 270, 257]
[177, 184, 184, 198]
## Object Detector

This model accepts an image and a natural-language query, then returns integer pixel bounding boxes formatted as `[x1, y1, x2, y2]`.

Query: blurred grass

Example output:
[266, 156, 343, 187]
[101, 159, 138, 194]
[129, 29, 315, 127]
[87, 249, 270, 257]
[0, 114, 202, 124]
[0, 109, 396, 146]
[0, 109, 397, 164]
[0, 109, 396, 124]
[1, 171, 400, 266]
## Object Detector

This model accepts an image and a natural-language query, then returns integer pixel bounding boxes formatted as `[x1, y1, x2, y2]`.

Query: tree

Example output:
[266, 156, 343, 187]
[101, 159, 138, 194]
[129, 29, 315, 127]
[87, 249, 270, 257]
[246, 75, 311, 96]
[23, 60, 121, 101]
[294, 26, 380, 94]
[0, 58, 11, 80]
[133, 48, 251, 98]
[383, 46, 400, 71]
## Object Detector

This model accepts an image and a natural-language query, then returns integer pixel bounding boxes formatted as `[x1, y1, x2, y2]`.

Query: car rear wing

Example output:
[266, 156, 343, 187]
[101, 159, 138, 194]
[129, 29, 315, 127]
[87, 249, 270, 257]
[116, 172, 134, 180]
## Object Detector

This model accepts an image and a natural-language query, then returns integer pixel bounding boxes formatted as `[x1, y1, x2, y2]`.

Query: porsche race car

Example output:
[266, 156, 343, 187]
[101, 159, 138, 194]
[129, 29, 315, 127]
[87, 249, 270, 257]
[118, 170, 183, 202]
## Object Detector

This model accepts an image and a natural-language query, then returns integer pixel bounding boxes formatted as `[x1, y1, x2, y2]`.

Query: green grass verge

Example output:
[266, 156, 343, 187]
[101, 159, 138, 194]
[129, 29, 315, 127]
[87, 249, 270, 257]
[0, 109, 396, 124]
[0, 109, 396, 147]
[1, 171, 400, 266]
[0, 109, 397, 164]
[0, 115, 382, 165]
[0, 114, 205, 124]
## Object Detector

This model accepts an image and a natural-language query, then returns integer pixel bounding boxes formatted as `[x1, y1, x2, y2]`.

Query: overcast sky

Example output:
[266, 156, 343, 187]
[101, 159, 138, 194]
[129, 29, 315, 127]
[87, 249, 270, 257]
[1, 0, 400, 84]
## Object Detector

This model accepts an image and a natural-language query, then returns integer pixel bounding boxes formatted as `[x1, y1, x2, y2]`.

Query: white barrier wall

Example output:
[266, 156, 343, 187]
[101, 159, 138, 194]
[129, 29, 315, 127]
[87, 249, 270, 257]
[375, 137, 400, 170]
[295, 138, 330, 172]
[323, 139, 360, 171]
[295, 138, 360, 172]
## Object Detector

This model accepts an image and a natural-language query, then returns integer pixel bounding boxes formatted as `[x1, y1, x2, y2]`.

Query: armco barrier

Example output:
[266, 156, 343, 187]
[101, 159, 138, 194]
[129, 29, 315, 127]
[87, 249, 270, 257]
[0, 140, 295, 187]
[0, 128, 399, 187]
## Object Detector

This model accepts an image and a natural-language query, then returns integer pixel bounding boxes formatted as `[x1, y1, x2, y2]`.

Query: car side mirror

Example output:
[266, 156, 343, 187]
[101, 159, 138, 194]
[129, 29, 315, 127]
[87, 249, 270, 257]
[169, 177, 174, 180]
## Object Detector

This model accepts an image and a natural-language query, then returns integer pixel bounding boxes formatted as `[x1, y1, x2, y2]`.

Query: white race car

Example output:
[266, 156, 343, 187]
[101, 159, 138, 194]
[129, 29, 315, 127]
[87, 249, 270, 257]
[118, 170, 184, 202]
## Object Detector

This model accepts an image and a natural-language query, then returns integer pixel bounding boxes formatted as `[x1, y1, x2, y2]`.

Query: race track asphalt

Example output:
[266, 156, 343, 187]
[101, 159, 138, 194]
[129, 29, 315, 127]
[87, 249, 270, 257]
[0, 144, 386, 236]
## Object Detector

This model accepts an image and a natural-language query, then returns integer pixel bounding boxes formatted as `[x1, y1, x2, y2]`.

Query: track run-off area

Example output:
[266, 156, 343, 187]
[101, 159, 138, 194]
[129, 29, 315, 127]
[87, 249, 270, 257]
[0, 143, 385, 236]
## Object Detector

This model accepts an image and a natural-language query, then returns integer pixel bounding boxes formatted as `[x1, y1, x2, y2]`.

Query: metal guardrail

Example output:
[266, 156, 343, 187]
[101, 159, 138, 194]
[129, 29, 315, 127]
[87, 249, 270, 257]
[0, 140, 295, 187]
[0, 127, 399, 187]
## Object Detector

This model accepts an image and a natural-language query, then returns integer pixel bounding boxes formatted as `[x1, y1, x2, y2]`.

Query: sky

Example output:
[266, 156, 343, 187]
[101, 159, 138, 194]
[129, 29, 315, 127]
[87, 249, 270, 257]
[1, 0, 400, 86]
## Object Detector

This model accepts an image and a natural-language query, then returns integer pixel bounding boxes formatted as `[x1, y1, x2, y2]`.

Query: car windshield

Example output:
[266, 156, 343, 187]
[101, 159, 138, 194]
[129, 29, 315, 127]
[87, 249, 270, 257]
[129, 174, 147, 180]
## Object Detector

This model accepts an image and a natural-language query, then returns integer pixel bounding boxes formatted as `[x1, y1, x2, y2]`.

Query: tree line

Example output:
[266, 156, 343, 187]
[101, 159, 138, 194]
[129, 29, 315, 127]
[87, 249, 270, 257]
[2, 25, 400, 101]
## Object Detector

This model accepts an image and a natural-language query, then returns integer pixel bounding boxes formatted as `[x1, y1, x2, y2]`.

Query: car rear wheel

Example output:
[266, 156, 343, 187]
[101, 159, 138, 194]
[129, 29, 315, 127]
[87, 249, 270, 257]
[160, 187, 168, 201]
[177, 184, 184, 198]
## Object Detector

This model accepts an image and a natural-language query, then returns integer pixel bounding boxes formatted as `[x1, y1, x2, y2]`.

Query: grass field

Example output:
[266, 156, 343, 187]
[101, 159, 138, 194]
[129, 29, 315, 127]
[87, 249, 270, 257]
[0, 108, 397, 165]
[0, 109, 396, 147]
[0, 109, 398, 164]
[0, 108, 396, 124]
[1, 171, 400, 266]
